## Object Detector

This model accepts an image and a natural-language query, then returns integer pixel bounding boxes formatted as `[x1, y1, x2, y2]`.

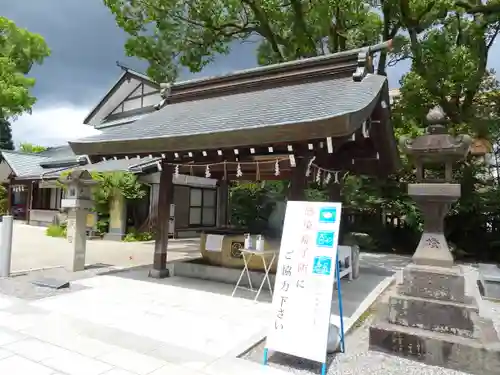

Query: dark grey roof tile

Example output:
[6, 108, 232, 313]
[71, 74, 386, 150]
[0, 151, 70, 180]
[40, 156, 160, 179]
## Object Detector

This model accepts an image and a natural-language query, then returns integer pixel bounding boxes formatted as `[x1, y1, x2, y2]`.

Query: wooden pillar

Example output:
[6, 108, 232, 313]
[288, 157, 308, 201]
[27, 182, 34, 223]
[328, 181, 345, 245]
[149, 162, 174, 279]
[218, 179, 230, 227]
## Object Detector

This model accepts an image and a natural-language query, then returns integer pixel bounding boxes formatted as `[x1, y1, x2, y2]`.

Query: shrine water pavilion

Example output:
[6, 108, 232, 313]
[69, 41, 400, 278]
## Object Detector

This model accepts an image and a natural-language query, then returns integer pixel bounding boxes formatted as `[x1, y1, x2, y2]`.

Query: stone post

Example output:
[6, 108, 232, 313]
[59, 170, 97, 272]
[0, 215, 13, 277]
[66, 209, 88, 271]
[104, 191, 127, 241]
[368, 107, 500, 375]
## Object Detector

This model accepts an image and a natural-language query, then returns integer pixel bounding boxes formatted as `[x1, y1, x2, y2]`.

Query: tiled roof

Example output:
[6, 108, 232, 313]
[38, 145, 75, 159]
[70, 73, 387, 155]
[0, 148, 159, 180]
[0, 150, 68, 180]
[40, 156, 160, 179]
[94, 113, 147, 130]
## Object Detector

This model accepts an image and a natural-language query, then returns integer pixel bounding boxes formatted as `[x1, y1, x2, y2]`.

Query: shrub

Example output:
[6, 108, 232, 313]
[46, 224, 67, 238]
[123, 229, 153, 242]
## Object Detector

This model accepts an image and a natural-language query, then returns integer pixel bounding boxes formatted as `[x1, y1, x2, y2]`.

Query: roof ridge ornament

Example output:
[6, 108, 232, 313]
[154, 83, 172, 110]
[352, 39, 393, 82]
[352, 51, 369, 82]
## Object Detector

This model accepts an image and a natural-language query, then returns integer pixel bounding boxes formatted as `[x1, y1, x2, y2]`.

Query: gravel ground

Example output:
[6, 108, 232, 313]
[242, 317, 470, 375]
[242, 288, 500, 375]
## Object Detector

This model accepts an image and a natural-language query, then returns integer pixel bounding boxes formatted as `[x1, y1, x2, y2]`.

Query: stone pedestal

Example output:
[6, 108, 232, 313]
[408, 183, 460, 268]
[369, 264, 500, 374]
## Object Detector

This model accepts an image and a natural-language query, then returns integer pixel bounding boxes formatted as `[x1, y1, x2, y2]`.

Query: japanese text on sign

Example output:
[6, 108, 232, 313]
[266, 201, 342, 363]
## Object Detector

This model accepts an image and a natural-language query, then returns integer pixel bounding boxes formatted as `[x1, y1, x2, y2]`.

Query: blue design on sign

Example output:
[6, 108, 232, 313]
[313, 256, 332, 275]
[316, 231, 335, 248]
[319, 207, 337, 224]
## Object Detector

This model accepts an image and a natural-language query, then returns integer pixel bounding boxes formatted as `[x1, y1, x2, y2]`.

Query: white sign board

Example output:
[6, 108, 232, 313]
[266, 201, 342, 363]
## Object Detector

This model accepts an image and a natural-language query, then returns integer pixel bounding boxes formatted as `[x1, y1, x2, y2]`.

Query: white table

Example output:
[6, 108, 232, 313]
[231, 249, 277, 301]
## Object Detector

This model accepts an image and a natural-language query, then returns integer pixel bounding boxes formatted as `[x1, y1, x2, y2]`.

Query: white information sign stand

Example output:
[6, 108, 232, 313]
[263, 201, 345, 375]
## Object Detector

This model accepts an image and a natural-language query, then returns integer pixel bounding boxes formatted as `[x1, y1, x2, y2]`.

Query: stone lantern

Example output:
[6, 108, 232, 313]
[58, 170, 97, 271]
[369, 107, 500, 374]
[399, 106, 471, 267]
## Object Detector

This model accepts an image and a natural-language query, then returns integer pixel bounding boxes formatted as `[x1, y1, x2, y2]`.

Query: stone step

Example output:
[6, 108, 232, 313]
[398, 264, 467, 303]
[369, 318, 500, 375]
[388, 293, 479, 338]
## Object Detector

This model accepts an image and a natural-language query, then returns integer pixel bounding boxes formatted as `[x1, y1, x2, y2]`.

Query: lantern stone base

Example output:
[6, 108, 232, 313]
[369, 264, 500, 374]
[408, 183, 460, 269]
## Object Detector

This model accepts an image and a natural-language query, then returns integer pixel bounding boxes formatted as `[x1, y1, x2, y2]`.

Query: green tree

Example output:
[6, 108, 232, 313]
[0, 17, 50, 117]
[0, 117, 14, 151]
[393, 1, 500, 133]
[0, 185, 7, 215]
[103, 0, 383, 82]
[18, 142, 47, 153]
[106, 0, 500, 259]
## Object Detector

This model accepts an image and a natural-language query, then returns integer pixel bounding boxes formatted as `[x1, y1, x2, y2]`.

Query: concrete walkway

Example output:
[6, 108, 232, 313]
[0, 274, 289, 375]
[10, 222, 199, 273]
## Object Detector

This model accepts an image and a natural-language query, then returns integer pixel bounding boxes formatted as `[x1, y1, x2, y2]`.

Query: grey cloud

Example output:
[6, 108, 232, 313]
[1, 0, 415, 112]
[2, 0, 144, 106]
[1, 0, 259, 108]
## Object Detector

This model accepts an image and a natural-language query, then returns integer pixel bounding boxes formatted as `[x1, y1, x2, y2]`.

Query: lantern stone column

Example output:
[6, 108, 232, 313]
[59, 170, 97, 272]
[368, 107, 500, 375]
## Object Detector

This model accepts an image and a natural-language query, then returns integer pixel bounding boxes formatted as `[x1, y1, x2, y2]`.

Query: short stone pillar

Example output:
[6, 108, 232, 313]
[369, 107, 500, 375]
[0, 215, 13, 277]
[104, 191, 127, 241]
[351, 244, 360, 279]
[59, 170, 97, 272]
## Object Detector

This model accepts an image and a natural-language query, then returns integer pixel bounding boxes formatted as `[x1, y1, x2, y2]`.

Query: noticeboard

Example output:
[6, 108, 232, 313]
[265, 201, 342, 363]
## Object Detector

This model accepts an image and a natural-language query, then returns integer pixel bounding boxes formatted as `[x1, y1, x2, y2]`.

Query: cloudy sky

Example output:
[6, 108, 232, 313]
[3, 0, 500, 147]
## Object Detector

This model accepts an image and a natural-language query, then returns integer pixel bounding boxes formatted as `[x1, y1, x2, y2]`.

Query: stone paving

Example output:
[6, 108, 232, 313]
[0, 254, 396, 375]
[0, 273, 291, 375]
[4, 223, 500, 374]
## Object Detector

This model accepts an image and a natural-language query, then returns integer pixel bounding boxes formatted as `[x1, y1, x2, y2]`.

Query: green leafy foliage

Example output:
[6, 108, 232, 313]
[0, 185, 7, 215]
[123, 229, 154, 242]
[57, 170, 147, 237]
[18, 142, 47, 153]
[90, 171, 147, 216]
[46, 223, 67, 238]
[0, 117, 14, 151]
[0, 17, 50, 117]
[230, 181, 281, 233]
[107, 0, 500, 260]
[96, 218, 109, 236]
[103, 0, 382, 82]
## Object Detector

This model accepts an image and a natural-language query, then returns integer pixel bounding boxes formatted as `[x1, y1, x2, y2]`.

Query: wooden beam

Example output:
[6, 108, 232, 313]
[149, 161, 173, 279]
